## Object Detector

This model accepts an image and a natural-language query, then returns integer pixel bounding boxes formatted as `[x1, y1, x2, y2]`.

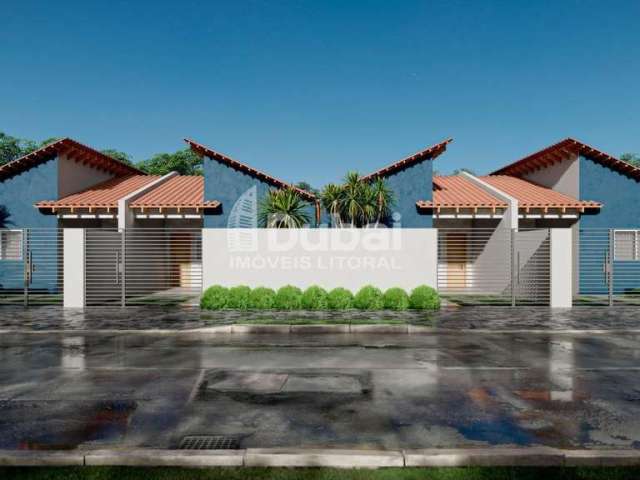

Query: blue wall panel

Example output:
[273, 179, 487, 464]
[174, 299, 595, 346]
[0, 157, 59, 293]
[381, 160, 433, 228]
[203, 156, 317, 228]
[579, 155, 640, 295]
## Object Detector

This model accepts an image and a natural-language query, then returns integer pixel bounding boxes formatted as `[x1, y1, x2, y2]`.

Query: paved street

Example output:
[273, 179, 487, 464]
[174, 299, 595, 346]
[1, 326, 640, 451]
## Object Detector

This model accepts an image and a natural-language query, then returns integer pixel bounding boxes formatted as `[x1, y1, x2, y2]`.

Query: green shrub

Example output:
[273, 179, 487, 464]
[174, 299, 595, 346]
[327, 288, 354, 310]
[226, 285, 251, 310]
[383, 287, 410, 310]
[353, 285, 384, 310]
[274, 285, 303, 310]
[301, 285, 329, 310]
[248, 287, 276, 309]
[200, 285, 228, 310]
[409, 285, 441, 310]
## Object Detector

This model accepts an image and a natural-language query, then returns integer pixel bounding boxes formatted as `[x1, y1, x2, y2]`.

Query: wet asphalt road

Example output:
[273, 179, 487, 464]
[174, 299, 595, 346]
[1, 330, 640, 451]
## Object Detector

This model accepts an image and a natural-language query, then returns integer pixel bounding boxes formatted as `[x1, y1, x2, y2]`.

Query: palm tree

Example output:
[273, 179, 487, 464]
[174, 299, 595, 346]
[258, 189, 311, 228]
[341, 172, 366, 227]
[320, 183, 344, 228]
[0, 206, 10, 229]
[371, 177, 395, 227]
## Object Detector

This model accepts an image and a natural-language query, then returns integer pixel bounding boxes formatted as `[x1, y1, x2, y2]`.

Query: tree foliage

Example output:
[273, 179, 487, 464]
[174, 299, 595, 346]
[319, 172, 394, 228]
[137, 148, 203, 175]
[621, 153, 640, 167]
[101, 149, 134, 166]
[0, 132, 204, 175]
[0, 132, 61, 165]
[258, 188, 311, 228]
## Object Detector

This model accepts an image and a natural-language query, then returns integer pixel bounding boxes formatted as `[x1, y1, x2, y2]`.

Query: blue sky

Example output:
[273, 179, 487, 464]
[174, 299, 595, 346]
[2, 0, 639, 186]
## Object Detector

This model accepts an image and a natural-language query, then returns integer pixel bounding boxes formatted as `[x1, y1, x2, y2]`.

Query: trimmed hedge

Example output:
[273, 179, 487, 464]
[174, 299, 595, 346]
[383, 287, 410, 311]
[200, 285, 228, 310]
[409, 285, 441, 310]
[353, 285, 384, 310]
[200, 284, 440, 311]
[327, 287, 354, 310]
[249, 287, 276, 309]
[274, 285, 303, 310]
[301, 286, 329, 310]
[226, 286, 251, 310]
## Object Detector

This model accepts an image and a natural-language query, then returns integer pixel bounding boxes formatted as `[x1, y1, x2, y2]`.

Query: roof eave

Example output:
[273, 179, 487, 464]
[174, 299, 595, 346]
[184, 138, 317, 201]
[362, 138, 453, 182]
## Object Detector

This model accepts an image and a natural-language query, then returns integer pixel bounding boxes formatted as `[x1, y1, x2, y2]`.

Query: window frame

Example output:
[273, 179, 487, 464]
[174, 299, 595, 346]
[0, 229, 23, 261]
[613, 229, 640, 262]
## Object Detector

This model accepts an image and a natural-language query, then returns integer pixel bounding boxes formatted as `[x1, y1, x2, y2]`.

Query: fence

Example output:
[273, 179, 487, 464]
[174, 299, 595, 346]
[85, 228, 203, 306]
[1, 226, 637, 308]
[0, 229, 63, 305]
[577, 228, 640, 306]
[437, 228, 552, 306]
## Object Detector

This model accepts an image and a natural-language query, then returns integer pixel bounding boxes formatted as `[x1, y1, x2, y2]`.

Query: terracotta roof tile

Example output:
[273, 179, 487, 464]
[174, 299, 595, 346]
[130, 176, 219, 209]
[36, 175, 160, 209]
[481, 176, 601, 209]
[426, 175, 508, 208]
[416, 175, 601, 210]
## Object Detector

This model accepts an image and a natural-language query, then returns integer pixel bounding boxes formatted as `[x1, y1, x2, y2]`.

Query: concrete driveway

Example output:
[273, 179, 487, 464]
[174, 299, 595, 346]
[1, 326, 640, 451]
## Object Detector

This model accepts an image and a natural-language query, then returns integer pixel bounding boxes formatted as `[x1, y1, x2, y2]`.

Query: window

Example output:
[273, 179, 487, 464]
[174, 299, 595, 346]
[614, 230, 639, 261]
[0, 230, 23, 260]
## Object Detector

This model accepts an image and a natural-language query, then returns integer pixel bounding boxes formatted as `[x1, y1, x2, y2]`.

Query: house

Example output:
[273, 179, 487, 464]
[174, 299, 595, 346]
[0, 137, 317, 303]
[0, 135, 638, 305]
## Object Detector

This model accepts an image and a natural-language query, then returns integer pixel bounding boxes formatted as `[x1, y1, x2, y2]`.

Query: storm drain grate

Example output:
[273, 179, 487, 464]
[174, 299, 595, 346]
[179, 435, 240, 450]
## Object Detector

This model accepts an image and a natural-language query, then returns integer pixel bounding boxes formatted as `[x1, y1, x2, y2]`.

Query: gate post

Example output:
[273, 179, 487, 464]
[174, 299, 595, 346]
[63, 228, 86, 308]
[550, 229, 573, 308]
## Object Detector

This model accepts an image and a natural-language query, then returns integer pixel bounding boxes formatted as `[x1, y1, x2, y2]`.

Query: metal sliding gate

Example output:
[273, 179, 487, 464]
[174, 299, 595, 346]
[577, 228, 640, 306]
[437, 228, 551, 306]
[85, 228, 203, 306]
[0, 228, 64, 305]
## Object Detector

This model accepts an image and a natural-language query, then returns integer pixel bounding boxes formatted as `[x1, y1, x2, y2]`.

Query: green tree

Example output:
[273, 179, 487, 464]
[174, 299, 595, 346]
[319, 173, 394, 228]
[259, 188, 311, 228]
[101, 149, 134, 166]
[0, 133, 64, 165]
[137, 148, 203, 175]
[621, 153, 640, 167]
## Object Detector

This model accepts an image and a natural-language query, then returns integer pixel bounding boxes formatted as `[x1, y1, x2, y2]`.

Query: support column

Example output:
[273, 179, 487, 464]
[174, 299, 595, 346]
[63, 228, 85, 308]
[550, 228, 573, 308]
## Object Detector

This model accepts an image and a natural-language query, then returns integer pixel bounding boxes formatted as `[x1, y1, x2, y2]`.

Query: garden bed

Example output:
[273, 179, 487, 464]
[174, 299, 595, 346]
[201, 284, 440, 312]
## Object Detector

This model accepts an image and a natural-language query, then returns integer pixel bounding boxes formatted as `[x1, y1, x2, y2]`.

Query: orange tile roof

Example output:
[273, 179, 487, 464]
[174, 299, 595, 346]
[36, 175, 221, 210]
[416, 175, 601, 210]
[481, 176, 601, 209]
[184, 138, 317, 201]
[130, 176, 219, 209]
[491, 137, 640, 181]
[362, 138, 453, 181]
[1, 137, 142, 181]
[417, 176, 508, 209]
[36, 175, 160, 209]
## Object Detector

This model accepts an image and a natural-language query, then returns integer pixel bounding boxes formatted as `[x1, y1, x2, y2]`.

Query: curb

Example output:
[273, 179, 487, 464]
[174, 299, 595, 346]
[1, 448, 640, 468]
[2, 326, 640, 335]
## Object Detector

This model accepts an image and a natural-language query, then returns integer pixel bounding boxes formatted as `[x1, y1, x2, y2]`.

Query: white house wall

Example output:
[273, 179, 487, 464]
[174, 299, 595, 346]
[57, 153, 115, 198]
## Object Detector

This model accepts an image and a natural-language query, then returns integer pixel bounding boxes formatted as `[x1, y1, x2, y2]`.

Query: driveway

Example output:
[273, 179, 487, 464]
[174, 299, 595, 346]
[1, 315, 640, 451]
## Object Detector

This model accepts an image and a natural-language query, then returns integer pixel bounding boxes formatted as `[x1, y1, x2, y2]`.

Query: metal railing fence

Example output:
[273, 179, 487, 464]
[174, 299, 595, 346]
[437, 228, 551, 306]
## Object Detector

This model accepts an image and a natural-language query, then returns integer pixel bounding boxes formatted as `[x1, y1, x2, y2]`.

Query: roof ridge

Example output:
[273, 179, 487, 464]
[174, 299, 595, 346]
[491, 137, 640, 181]
[362, 138, 453, 181]
[0, 137, 144, 181]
